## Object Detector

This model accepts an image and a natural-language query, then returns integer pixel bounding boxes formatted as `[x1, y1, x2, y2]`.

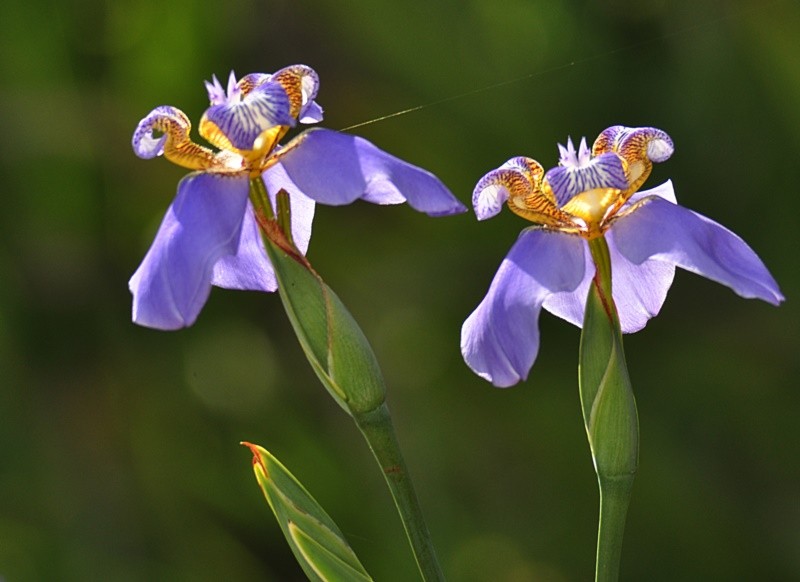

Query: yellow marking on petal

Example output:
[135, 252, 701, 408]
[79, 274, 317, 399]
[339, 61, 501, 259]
[561, 187, 621, 231]
[199, 115, 288, 171]
[154, 110, 220, 171]
[485, 157, 577, 228]
[250, 125, 287, 162]
[199, 114, 237, 154]
[272, 67, 309, 120]
[507, 183, 578, 229]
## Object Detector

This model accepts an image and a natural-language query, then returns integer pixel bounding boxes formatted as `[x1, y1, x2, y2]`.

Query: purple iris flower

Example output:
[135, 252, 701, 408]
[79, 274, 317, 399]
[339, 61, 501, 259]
[462, 126, 784, 388]
[131, 65, 465, 330]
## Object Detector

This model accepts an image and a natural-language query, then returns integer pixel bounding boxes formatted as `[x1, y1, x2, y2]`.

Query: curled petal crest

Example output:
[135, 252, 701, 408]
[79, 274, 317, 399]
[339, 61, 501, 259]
[270, 65, 322, 123]
[461, 229, 586, 387]
[472, 157, 543, 220]
[593, 126, 674, 193]
[132, 106, 218, 170]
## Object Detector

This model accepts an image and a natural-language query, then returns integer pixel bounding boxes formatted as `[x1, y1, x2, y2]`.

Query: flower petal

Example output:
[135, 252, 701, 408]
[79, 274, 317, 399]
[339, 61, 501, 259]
[129, 172, 250, 330]
[544, 152, 628, 206]
[270, 65, 323, 123]
[472, 157, 544, 220]
[461, 229, 586, 387]
[132, 106, 219, 171]
[612, 195, 784, 305]
[210, 199, 277, 292]
[202, 81, 294, 151]
[277, 128, 466, 216]
[539, 231, 675, 334]
[132, 106, 183, 159]
[260, 163, 316, 254]
[626, 179, 676, 205]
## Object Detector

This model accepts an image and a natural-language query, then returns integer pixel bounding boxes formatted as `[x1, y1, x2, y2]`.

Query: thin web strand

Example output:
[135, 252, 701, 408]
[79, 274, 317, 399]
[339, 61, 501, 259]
[338, 0, 785, 133]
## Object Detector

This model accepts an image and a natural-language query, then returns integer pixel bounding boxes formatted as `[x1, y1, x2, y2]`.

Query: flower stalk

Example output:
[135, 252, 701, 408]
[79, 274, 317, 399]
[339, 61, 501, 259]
[248, 178, 444, 581]
[580, 236, 638, 582]
[354, 404, 445, 582]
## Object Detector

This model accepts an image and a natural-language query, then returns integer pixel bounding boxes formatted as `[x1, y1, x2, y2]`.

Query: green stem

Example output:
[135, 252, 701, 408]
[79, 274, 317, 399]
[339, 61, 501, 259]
[354, 404, 445, 582]
[595, 475, 634, 582]
[250, 175, 275, 221]
[580, 236, 639, 582]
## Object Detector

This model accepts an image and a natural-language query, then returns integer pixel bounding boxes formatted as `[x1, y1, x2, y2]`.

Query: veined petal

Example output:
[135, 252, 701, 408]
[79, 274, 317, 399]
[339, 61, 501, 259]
[544, 152, 627, 205]
[276, 128, 466, 216]
[129, 172, 250, 330]
[201, 81, 294, 151]
[472, 157, 544, 220]
[611, 195, 784, 305]
[461, 229, 586, 387]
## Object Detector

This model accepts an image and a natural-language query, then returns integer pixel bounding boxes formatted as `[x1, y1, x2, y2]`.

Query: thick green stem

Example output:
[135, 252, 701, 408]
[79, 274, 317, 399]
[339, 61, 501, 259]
[355, 404, 445, 582]
[580, 236, 639, 582]
[595, 476, 634, 582]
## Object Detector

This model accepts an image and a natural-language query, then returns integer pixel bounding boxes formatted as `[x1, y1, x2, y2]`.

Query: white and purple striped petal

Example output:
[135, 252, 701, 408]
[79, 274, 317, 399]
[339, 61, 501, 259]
[612, 194, 784, 305]
[203, 80, 295, 151]
[277, 128, 466, 216]
[461, 229, 586, 387]
[129, 172, 250, 330]
[594, 126, 674, 164]
[544, 152, 628, 206]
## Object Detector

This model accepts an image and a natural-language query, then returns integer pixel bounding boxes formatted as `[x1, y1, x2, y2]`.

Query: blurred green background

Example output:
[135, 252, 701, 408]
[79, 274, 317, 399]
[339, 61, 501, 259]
[2, 0, 799, 579]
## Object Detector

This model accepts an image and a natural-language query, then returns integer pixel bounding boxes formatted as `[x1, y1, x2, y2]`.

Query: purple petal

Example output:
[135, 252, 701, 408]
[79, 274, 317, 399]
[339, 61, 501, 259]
[626, 179, 676, 205]
[203, 81, 294, 151]
[461, 229, 586, 387]
[129, 172, 250, 330]
[210, 167, 317, 291]
[277, 128, 466, 216]
[299, 101, 324, 124]
[607, 234, 676, 332]
[210, 200, 277, 292]
[540, 234, 675, 333]
[612, 196, 784, 305]
[260, 163, 316, 254]
[544, 152, 628, 206]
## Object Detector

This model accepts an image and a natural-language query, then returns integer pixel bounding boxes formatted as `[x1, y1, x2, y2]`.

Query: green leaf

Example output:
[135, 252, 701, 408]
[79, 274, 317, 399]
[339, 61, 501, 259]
[243, 443, 373, 582]
[262, 237, 386, 416]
